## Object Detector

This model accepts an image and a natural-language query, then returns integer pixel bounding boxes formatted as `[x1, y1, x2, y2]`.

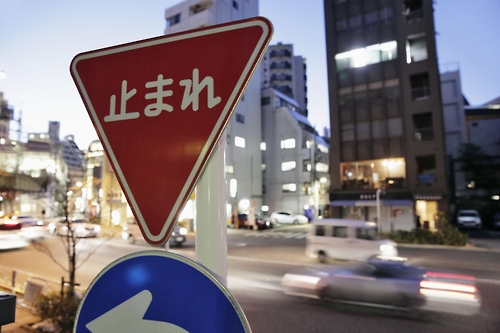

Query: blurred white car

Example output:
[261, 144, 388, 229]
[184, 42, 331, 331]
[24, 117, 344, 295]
[282, 256, 481, 316]
[270, 211, 309, 225]
[0, 231, 30, 250]
[49, 218, 101, 238]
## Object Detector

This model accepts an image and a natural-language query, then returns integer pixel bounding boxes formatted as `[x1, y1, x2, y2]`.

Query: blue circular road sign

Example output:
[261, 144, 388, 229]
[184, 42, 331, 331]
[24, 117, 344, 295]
[74, 250, 251, 333]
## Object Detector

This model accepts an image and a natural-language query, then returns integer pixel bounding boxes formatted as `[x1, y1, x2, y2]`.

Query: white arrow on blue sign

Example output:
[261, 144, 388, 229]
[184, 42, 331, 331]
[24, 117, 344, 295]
[74, 251, 251, 333]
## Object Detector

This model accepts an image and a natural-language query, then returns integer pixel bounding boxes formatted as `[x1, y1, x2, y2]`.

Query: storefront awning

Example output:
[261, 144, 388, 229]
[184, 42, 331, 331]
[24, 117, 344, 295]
[330, 200, 413, 207]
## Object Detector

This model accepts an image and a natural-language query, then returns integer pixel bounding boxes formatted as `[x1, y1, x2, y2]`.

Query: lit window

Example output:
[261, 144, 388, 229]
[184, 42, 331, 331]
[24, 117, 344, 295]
[280, 138, 296, 149]
[226, 165, 234, 174]
[234, 136, 245, 148]
[282, 183, 297, 192]
[351, 48, 367, 67]
[335, 41, 397, 70]
[317, 144, 329, 153]
[260, 142, 266, 151]
[316, 163, 329, 173]
[281, 161, 296, 171]
[380, 41, 397, 61]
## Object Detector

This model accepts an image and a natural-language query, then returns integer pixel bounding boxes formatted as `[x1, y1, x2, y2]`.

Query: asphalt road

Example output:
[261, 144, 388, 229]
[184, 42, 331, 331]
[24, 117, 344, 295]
[2, 225, 500, 332]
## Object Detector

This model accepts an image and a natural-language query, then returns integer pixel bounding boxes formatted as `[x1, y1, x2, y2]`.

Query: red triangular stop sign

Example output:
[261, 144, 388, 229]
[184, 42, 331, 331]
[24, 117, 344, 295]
[70, 17, 273, 245]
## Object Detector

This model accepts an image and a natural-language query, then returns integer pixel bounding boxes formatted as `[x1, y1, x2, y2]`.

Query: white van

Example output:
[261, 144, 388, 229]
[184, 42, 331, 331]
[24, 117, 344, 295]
[305, 219, 397, 263]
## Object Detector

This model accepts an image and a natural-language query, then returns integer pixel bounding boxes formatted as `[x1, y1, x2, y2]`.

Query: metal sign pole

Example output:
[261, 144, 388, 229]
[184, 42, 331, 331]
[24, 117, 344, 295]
[195, 134, 228, 286]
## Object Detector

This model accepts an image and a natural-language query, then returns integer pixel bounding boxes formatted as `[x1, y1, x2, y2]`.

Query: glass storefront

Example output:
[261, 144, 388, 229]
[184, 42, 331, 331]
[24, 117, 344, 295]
[341, 158, 406, 190]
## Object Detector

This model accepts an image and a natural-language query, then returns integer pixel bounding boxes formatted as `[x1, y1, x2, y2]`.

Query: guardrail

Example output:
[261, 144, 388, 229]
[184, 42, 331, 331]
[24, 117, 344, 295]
[0, 265, 84, 311]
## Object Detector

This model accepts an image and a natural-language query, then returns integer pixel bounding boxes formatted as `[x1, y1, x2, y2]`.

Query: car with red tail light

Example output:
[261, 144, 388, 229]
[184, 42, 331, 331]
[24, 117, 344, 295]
[281, 255, 481, 316]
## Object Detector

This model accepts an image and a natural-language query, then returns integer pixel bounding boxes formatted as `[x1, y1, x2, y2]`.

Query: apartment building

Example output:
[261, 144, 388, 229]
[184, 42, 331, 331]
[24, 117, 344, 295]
[261, 87, 330, 217]
[261, 43, 308, 117]
[164, 0, 262, 216]
[324, 0, 448, 231]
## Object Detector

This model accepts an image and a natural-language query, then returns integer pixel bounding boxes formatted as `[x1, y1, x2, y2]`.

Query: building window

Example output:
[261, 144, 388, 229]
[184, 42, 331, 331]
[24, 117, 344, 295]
[317, 144, 329, 153]
[406, 33, 428, 63]
[226, 165, 234, 174]
[282, 183, 297, 193]
[236, 113, 245, 124]
[380, 41, 397, 61]
[303, 159, 311, 172]
[316, 163, 329, 173]
[404, 0, 423, 22]
[336, 19, 348, 31]
[261, 97, 270, 105]
[341, 158, 406, 190]
[303, 182, 311, 195]
[416, 155, 436, 186]
[260, 142, 266, 151]
[364, 10, 378, 28]
[356, 122, 370, 140]
[280, 138, 296, 149]
[166, 13, 181, 28]
[261, 164, 266, 172]
[233, 0, 239, 10]
[413, 113, 434, 141]
[190, 3, 209, 15]
[410, 73, 430, 100]
[335, 41, 397, 70]
[349, 15, 362, 31]
[379, 6, 394, 24]
[387, 118, 403, 138]
[281, 161, 296, 171]
[341, 124, 355, 142]
[234, 136, 245, 148]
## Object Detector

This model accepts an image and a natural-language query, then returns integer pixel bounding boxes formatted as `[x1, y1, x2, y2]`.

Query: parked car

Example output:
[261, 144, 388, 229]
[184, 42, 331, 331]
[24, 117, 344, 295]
[122, 221, 187, 247]
[456, 210, 482, 229]
[49, 218, 101, 238]
[230, 213, 272, 230]
[305, 218, 397, 263]
[281, 255, 481, 316]
[270, 211, 309, 225]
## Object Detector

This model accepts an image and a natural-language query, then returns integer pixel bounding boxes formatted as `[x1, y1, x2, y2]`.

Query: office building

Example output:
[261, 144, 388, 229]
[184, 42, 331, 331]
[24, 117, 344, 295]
[324, 0, 448, 231]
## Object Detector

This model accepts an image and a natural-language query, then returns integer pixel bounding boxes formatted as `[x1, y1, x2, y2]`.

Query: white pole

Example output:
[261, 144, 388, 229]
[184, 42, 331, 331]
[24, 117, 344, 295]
[195, 134, 228, 286]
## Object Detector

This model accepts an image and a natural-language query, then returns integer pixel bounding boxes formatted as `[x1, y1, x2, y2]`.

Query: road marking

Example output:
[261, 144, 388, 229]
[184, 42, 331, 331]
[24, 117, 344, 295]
[243, 231, 307, 239]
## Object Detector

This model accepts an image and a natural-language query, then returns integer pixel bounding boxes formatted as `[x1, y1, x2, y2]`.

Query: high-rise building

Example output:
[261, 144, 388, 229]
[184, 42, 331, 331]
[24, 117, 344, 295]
[164, 0, 262, 215]
[324, 0, 448, 231]
[261, 43, 308, 117]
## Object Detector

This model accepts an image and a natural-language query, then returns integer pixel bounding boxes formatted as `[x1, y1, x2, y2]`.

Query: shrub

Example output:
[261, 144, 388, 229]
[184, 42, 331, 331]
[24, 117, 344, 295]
[35, 291, 81, 333]
[387, 212, 468, 246]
